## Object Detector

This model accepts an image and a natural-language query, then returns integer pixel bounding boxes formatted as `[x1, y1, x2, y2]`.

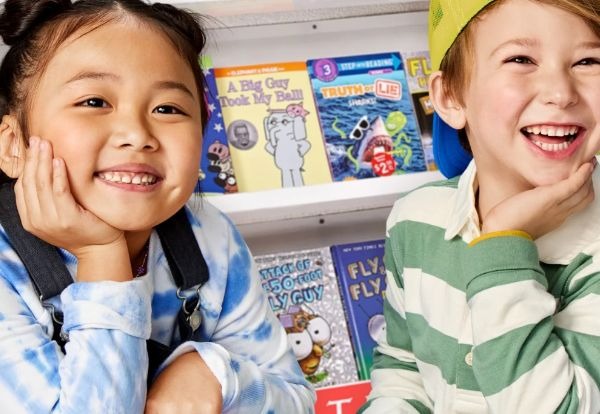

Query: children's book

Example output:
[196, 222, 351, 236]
[198, 67, 238, 194]
[330, 240, 386, 380]
[254, 247, 359, 388]
[307, 52, 427, 181]
[214, 62, 332, 192]
[402, 50, 436, 171]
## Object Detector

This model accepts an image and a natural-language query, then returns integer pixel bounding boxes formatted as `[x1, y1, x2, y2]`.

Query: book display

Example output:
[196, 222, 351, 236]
[200, 2, 434, 412]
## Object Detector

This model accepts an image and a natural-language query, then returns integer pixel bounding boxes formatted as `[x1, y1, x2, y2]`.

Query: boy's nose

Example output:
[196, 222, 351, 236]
[110, 114, 159, 151]
[537, 69, 579, 109]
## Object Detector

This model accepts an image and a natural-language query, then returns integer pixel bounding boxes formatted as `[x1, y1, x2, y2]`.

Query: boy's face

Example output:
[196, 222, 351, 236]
[461, 0, 600, 190]
[24, 20, 202, 232]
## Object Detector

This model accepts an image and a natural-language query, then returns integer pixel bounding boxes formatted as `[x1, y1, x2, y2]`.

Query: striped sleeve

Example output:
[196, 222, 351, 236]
[359, 236, 433, 414]
[465, 234, 600, 413]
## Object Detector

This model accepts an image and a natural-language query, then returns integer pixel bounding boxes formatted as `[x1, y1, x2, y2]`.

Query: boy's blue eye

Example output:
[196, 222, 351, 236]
[81, 97, 107, 108]
[154, 105, 184, 115]
[576, 58, 600, 66]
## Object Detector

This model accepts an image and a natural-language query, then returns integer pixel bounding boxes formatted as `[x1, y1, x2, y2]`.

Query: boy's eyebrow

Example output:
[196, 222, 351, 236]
[491, 39, 600, 57]
[490, 38, 539, 56]
[65, 72, 195, 98]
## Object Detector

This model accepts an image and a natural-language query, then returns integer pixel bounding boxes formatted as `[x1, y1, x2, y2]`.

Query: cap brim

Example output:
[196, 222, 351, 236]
[433, 112, 472, 178]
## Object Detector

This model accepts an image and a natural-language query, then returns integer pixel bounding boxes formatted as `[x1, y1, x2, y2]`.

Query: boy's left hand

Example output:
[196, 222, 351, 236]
[145, 352, 222, 414]
[481, 160, 596, 239]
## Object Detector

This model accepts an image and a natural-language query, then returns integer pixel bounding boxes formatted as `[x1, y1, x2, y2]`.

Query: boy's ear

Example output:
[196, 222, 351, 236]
[428, 71, 466, 130]
[0, 114, 25, 178]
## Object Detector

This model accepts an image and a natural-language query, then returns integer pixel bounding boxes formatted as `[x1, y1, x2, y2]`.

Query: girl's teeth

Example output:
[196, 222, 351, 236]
[98, 172, 157, 185]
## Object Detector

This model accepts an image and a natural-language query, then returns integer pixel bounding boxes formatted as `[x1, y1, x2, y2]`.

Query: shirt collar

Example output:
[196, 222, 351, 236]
[444, 159, 600, 264]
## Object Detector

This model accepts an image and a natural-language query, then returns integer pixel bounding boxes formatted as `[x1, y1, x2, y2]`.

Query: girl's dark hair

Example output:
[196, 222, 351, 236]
[0, 0, 208, 137]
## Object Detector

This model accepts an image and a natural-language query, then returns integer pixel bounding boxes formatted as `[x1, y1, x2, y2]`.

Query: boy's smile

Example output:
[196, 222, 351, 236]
[25, 19, 203, 233]
[458, 0, 600, 194]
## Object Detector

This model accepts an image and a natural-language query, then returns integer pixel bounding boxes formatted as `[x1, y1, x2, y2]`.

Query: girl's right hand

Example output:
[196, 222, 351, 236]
[14, 137, 132, 282]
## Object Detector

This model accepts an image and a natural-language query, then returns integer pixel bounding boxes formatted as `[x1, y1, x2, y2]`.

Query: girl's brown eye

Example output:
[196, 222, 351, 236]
[81, 98, 107, 108]
[154, 105, 184, 115]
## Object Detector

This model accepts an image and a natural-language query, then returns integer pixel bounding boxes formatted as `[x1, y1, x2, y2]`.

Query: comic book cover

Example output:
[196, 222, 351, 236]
[214, 62, 332, 192]
[402, 50, 437, 171]
[307, 52, 427, 181]
[198, 67, 238, 194]
[254, 247, 359, 388]
[330, 240, 386, 380]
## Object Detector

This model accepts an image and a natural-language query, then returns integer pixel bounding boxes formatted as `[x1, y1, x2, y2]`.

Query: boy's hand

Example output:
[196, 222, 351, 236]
[481, 160, 596, 239]
[15, 137, 131, 281]
[145, 352, 223, 414]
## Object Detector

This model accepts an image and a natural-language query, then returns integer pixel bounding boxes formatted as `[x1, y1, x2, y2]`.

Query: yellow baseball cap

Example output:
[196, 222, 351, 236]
[429, 0, 495, 177]
[428, 0, 495, 71]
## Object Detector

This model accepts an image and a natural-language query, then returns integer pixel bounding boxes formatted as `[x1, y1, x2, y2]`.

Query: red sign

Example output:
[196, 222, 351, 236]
[371, 151, 396, 177]
[315, 381, 372, 414]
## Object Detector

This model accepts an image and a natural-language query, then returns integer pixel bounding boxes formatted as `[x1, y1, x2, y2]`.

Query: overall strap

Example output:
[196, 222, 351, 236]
[155, 207, 209, 290]
[0, 181, 72, 299]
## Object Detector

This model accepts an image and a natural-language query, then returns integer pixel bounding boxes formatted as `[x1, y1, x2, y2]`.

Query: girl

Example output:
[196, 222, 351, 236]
[0, 0, 315, 413]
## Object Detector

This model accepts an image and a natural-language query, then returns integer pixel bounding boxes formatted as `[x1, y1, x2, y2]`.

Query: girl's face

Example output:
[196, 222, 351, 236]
[26, 19, 203, 232]
[460, 0, 600, 194]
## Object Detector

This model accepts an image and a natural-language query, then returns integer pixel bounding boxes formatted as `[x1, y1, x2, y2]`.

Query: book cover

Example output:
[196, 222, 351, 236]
[214, 62, 332, 192]
[330, 240, 386, 380]
[402, 50, 437, 171]
[255, 247, 359, 388]
[307, 52, 427, 181]
[198, 67, 238, 194]
[315, 380, 371, 414]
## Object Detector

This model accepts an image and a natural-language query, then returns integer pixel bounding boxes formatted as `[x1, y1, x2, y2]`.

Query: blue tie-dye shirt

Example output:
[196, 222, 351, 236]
[0, 199, 315, 413]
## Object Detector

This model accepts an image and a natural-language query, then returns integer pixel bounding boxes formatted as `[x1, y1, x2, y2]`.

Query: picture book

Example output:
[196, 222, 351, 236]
[307, 52, 427, 181]
[214, 62, 332, 192]
[330, 239, 386, 380]
[254, 247, 359, 388]
[198, 67, 238, 194]
[402, 50, 436, 171]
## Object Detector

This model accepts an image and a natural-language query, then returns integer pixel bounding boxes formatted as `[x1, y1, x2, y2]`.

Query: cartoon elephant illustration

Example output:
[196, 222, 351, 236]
[264, 103, 311, 188]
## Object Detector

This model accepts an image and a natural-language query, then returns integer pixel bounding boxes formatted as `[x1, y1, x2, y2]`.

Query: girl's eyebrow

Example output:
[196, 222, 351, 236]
[65, 71, 195, 98]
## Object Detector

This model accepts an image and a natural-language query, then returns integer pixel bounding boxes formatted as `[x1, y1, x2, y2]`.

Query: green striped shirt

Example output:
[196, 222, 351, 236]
[360, 161, 600, 413]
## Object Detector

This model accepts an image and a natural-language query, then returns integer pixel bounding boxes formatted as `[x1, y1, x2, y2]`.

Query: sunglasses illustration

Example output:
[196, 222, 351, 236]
[350, 115, 370, 140]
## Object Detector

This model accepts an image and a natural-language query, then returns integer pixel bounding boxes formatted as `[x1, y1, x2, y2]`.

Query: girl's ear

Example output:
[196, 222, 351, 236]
[0, 115, 25, 178]
[428, 71, 467, 130]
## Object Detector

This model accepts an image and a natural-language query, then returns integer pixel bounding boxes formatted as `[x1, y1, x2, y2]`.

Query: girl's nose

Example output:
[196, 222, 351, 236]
[110, 114, 159, 151]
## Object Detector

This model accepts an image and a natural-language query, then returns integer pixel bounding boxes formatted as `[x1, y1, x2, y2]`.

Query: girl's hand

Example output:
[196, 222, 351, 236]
[15, 137, 131, 281]
[145, 352, 222, 414]
[481, 160, 596, 239]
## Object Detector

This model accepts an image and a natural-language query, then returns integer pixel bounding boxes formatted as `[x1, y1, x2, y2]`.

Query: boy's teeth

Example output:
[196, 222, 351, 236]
[98, 172, 157, 185]
[531, 140, 570, 152]
[525, 125, 579, 137]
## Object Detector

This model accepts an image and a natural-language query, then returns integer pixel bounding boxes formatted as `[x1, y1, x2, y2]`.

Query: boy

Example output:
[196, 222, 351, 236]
[360, 0, 600, 412]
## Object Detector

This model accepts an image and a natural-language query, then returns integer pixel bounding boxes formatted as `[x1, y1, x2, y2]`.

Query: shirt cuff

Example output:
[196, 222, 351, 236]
[61, 279, 153, 339]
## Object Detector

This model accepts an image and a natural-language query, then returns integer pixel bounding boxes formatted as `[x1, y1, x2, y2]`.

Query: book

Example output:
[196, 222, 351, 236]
[198, 67, 238, 194]
[307, 52, 427, 181]
[255, 247, 359, 388]
[330, 240, 386, 380]
[315, 380, 371, 414]
[402, 50, 437, 171]
[214, 62, 332, 192]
